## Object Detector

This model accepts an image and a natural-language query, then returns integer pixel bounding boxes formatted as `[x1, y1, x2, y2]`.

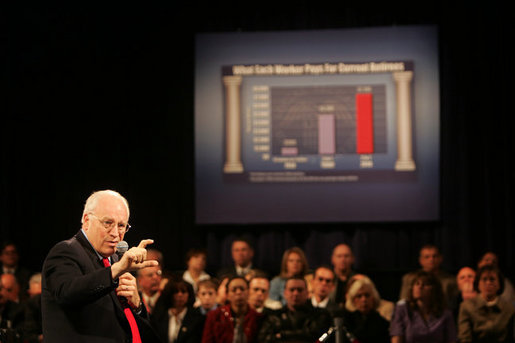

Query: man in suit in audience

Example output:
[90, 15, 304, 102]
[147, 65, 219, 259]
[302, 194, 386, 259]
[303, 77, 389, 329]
[329, 243, 357, 305]
[0, 241, 32, 302]
[217, 237, 256, 279]
[248, 272, 281, 313]
[0, 272, 24, 337]
[0, 274, 21, 304]
[399, 244, 458, 305]
[136, 265, 163, 314]
[258, 276, 332, 342]
[310, 266, 339, 315]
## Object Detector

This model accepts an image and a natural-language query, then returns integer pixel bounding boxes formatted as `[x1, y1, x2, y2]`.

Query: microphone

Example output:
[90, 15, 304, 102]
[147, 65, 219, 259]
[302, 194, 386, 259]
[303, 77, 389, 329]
[114, 241, 131, 306]
[334, 317, 343, 343]
[116, 240, 129, 258]
[333, 317, 360, 343]
[317, 326, 335, 342]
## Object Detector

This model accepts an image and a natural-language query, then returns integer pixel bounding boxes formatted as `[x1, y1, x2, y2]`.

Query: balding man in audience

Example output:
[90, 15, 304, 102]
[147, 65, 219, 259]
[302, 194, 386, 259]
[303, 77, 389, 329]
[1, 274, 21, 304]
[329, 243, 357, 305]
[0, 272, 24, 335]
[136, 265, 163, 313]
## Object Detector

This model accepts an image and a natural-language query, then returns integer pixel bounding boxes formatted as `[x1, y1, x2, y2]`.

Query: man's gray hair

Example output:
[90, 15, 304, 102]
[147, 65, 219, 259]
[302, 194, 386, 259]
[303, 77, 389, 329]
[81, 190, 130, 223]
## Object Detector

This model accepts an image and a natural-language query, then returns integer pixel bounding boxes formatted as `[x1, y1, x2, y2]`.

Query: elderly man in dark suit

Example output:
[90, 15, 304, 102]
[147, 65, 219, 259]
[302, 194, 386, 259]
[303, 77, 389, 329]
[41, 189, 160, 343]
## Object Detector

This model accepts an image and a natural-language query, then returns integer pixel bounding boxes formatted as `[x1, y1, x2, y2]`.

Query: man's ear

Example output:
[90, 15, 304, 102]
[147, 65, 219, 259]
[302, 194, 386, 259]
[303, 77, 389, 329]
[82, 213, 91, 231]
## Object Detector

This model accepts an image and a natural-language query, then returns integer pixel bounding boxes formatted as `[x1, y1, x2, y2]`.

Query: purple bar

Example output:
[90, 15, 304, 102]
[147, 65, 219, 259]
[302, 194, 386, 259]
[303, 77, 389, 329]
[318, 114, 335, 154]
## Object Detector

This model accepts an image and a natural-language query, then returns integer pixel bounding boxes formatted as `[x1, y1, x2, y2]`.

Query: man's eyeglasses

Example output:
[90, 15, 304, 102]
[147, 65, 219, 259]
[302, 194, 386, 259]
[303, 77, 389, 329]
[316, 277, 334, 284]
[89, 213, 131, 234]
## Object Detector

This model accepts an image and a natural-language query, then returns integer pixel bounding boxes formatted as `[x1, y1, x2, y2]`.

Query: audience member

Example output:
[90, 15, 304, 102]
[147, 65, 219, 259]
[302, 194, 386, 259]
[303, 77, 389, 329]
[23, 273, 43, 343]
[27, 273, 41, 299]
[330, 243, 357, 306]
[399, 244, 458, 306]
[310, 266, 338, 314]
[458, 264, 515, 343]
[151, 279, 205, 343]
[137, 265, 163, 314]
[0, 272, 24, 338]
[450, 266, 477, 319]
[0, 242, 31, 303]
[183, 248, 211, 294]
[339, 277, 389, 343]
[269, 246, 312, 304]
[258, 276, 332, 343]
[217, 237, 256, 279]
[390, 270, 457, 343]
[0, 274, 21, 304]
[346, 274, 394, 321]
[196, 279, 219, 315]
[147, 248, 171, 290]
[477, 251, 515, 307]
[202, 276, 262, 343]
[248, 272, 281, 313]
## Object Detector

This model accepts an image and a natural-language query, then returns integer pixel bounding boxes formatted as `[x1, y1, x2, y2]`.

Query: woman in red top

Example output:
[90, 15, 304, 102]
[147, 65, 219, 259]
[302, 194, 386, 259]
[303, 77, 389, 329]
[202, 276, 262, 343]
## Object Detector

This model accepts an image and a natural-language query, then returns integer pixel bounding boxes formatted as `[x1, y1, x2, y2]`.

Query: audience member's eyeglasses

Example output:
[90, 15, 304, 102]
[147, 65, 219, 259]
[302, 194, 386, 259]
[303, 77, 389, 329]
[89, 213, 131, 234]
[316, 277, 333, 283]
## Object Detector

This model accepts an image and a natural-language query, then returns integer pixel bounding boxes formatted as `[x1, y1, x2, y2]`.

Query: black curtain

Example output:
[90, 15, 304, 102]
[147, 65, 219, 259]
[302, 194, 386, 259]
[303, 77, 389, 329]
[4, 2, 514, 301]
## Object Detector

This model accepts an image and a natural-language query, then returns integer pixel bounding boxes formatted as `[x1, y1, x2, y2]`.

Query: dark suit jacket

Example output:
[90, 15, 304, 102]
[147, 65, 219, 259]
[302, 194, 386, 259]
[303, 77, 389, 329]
[258, 302, 332, 343]
[22, 294, 42, 343]
[41, 230, 160, 343]
[151, 306, 205, 343]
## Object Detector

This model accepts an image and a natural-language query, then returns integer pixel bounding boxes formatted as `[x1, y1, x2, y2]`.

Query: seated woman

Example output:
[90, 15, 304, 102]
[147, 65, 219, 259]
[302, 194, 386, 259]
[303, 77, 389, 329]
[390, 270, 457, 343]
[477, 252, 515, 307]
[458, 264, 515, 343]
[151, 279, 205, 343]
[346, 274, 395, 321]
[269, 247, 312, 304]
[341, 277, 390, 343]
[202, 276, 262, 343]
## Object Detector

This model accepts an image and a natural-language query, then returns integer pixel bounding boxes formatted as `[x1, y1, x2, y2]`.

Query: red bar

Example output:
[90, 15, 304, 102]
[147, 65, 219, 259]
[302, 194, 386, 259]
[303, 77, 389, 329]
[356, 93, 374, 154]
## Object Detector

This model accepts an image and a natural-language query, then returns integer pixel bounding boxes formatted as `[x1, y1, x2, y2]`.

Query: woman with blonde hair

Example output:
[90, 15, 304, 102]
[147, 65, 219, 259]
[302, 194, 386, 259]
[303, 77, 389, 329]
[268, 246, 312, 304]
[346, 274, 394, 321]
[339, 277, 389, 343]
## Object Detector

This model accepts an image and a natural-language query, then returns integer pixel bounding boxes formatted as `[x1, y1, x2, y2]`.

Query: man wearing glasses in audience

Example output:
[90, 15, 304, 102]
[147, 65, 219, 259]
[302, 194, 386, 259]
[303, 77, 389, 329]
[310, 266, 339, 316]
[41, 189, 160, 342]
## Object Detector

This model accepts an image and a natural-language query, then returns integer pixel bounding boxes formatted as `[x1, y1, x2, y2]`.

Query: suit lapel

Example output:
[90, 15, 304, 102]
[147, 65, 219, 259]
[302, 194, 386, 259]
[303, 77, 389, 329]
[75, 231, 128, 319]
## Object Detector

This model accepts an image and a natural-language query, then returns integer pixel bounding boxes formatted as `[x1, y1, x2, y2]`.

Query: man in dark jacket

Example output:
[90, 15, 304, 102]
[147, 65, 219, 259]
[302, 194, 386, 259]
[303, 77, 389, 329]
[258, 276, 332, 342]
[41, 189, 160, 342]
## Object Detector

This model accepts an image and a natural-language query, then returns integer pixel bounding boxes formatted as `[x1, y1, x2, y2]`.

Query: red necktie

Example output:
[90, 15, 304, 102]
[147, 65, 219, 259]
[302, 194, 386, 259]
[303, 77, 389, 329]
[103, 258, 142, 343]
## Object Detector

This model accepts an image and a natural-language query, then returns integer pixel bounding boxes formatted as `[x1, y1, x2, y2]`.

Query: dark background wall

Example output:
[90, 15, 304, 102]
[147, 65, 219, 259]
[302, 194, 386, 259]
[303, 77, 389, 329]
[4, 2, 514, 301]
